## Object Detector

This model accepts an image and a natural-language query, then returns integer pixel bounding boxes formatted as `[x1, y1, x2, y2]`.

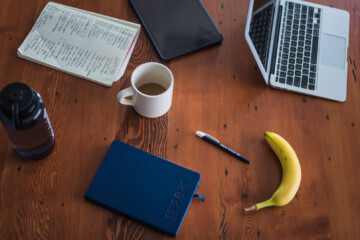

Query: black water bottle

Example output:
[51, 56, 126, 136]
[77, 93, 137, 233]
[0, 82, 55, 161]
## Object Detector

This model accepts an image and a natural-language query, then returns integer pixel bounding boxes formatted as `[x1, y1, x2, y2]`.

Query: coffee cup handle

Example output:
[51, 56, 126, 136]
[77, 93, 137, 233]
[117, 87, 135, 106]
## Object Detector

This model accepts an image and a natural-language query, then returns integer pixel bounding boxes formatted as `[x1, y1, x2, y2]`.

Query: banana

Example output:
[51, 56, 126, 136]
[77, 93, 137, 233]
[244, 131, 301, 212]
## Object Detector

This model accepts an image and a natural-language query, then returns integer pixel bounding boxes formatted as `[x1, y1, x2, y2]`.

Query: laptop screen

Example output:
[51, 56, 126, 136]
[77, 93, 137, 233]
[248, 0, 275, 70]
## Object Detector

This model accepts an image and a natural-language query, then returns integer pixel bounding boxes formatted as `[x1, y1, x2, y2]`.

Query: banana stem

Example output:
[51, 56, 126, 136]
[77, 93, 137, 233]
[243, 205, 257, 212]
[255, 199, 274, 210]
[244, 199, 275, 213]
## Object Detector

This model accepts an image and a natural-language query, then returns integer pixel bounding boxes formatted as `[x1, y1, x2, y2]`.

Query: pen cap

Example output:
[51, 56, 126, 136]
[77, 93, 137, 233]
[0, 82, 55, 161]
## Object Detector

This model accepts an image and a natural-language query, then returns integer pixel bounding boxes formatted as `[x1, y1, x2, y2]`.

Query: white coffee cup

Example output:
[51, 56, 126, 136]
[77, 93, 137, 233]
[117, 62, 174, 118]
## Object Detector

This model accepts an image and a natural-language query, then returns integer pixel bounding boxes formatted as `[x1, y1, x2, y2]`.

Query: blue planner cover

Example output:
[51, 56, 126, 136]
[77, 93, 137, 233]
[85, 140, 201, 236]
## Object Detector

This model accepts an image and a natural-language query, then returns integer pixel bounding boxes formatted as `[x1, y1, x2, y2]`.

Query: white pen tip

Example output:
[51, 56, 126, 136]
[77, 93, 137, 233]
[196, 131, 206, 138]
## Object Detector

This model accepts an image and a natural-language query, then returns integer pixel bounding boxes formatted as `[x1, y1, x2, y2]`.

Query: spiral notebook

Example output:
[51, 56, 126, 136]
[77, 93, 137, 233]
[85, 140, 202, 236]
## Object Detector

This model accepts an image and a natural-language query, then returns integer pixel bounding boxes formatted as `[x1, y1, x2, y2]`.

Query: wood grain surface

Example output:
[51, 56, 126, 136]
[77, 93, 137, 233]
[1, 0, 359, 239]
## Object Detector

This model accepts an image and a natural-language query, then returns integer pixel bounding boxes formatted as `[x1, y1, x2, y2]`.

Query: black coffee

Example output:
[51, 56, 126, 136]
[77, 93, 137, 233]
[137, 83, 166, 96]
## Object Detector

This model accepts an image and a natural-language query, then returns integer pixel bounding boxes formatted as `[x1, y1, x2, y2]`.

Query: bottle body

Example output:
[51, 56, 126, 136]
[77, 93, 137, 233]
[0, 83, 55, 161]
[3, 103, 55, 161]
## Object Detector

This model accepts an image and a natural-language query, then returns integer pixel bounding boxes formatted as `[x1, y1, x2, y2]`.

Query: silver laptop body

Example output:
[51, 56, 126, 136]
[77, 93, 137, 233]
[245, 0, 350, 102]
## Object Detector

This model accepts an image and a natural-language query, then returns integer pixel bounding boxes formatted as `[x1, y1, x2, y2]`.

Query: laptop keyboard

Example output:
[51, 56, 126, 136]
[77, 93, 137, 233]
[275, 2, 322, 90]
[249, 4, 274, 68]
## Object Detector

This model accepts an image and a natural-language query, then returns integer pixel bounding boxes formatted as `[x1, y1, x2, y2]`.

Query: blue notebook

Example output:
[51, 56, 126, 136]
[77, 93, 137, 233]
[85, 140, 201, 236]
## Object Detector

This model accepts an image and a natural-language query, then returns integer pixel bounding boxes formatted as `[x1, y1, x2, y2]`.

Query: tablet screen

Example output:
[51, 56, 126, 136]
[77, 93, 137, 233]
[130, 0, 223, 60]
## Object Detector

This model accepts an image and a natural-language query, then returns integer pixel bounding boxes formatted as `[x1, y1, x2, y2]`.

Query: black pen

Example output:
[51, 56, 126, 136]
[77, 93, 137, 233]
[196, 131, 250, 164]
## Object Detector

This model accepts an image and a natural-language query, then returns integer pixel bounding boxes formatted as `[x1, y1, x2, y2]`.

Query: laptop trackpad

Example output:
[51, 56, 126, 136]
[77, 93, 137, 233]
[320, 33, 346, 69]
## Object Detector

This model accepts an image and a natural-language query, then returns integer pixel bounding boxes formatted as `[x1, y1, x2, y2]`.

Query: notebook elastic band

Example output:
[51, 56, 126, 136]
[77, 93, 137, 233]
[193, 194, 205, 201]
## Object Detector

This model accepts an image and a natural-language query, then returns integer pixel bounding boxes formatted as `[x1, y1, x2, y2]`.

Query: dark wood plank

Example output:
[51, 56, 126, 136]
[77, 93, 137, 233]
[1, 0, 360, 239]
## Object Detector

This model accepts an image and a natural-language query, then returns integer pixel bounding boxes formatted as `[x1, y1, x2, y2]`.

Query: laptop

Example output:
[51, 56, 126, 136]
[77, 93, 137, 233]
[245, 0, 350, 102]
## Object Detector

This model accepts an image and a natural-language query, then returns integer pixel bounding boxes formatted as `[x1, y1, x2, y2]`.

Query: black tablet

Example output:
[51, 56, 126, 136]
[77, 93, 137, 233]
[129, 0, 223, 61]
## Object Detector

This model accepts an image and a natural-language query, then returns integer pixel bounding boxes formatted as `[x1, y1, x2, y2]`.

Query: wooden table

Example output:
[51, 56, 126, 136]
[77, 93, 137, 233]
[1, 0, 359, 239]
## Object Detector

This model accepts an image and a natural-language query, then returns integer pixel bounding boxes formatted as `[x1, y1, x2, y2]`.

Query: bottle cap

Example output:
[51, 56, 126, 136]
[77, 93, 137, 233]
[0, 82, 38, 128]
